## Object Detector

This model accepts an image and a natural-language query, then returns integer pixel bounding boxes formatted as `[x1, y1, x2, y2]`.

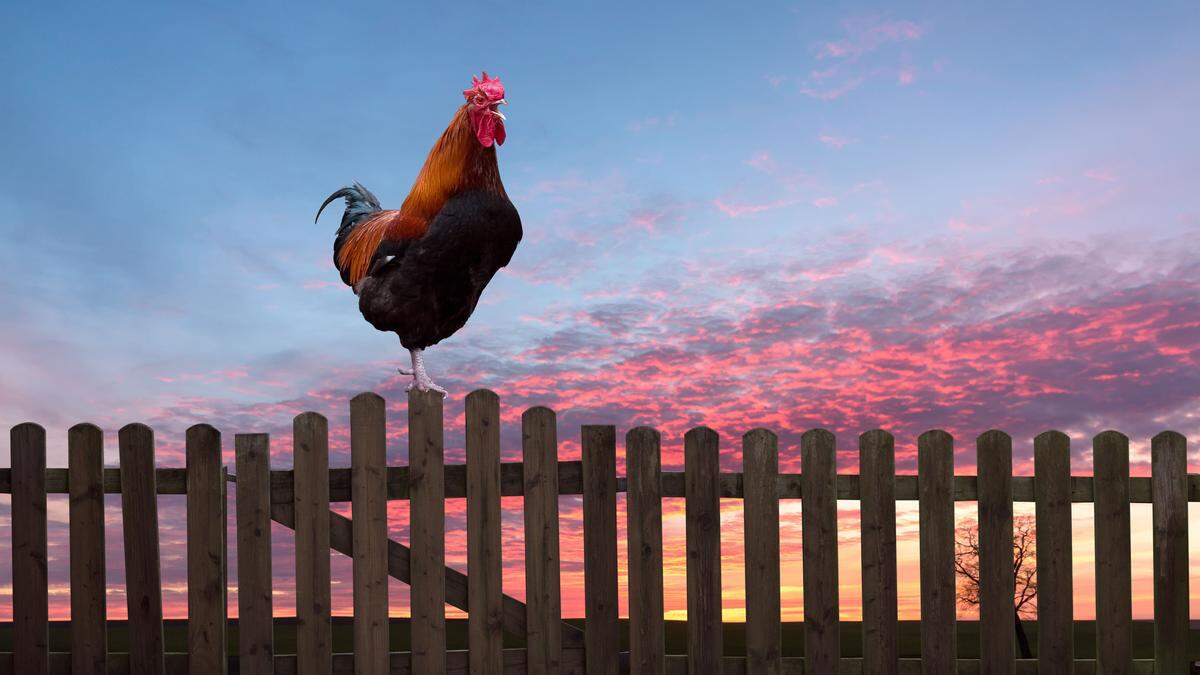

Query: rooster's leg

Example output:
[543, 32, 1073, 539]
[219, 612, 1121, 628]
[406, 348, 447, 396]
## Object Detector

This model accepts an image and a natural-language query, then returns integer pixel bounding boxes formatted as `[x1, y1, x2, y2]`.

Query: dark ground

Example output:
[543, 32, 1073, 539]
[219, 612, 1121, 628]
[1, 619, 1197, 658]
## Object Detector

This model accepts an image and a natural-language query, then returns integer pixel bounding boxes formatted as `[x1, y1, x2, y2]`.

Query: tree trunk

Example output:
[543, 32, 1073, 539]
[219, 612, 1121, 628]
[1014, 613, 1033, 659]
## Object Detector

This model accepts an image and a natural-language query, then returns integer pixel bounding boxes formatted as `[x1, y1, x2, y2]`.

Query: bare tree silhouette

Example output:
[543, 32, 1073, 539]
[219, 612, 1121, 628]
[955, 514, 1038, 658]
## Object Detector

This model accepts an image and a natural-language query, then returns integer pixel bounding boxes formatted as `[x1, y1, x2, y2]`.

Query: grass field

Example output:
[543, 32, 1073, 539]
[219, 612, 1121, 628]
[2, 619, 1197, 658]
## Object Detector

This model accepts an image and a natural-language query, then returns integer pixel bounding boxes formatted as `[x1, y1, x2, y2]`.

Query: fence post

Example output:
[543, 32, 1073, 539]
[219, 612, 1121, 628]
[523, 407, 563, 674]
[11, 423, 48, 675]
[918, 430, 955, 675]
[744, 428, 780, 674]
[1033, 431, 1073, 673]
[859, 429, 897, 675]
[235, 433, 273, 675]
[187, 424, 227, 674]
[69, 423, 106, 675]
[294, 412, 332, 675]
[685, 426, 722, 675]
[627, 426, 665, 675]
[1093, 430, 1132, 674]
[120, 423, 166, 675]
[351, 393, 389, 674]
[409, 390, 446, 673]
[977, 430, 1014, 672]
[1151, 431, 1187, 673]
[467, 389, 504, 674]
[583, 424, 620, 675]
[801, 429, 839, 674]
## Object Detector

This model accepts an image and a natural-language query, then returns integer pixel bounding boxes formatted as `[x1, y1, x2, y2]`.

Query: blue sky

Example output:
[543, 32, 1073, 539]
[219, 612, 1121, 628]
[2, 1, 1199, 619]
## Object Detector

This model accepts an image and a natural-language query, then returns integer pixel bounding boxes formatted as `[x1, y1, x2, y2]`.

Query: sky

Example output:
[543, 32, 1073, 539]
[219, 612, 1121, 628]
[1, 1, 1199, 625]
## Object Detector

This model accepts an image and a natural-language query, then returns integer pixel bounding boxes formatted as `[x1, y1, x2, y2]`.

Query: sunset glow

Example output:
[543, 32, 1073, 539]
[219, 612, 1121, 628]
[1, 3, 1198, 625]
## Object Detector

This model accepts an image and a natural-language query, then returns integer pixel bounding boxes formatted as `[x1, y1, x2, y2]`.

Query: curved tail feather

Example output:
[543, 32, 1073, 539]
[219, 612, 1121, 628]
[316, 182, 383, 286]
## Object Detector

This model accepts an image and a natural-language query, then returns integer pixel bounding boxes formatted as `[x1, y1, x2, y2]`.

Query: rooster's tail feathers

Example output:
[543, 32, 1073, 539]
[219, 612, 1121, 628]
[316, 182, 382, 224]
[319, 182, 384, 287]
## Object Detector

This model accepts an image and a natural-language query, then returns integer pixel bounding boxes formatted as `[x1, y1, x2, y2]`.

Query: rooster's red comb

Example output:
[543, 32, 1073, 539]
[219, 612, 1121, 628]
[464, 71, 505, 103]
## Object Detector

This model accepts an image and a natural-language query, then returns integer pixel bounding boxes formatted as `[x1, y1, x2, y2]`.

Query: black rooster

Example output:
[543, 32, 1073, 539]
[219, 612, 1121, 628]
[315, 73, 521, 394]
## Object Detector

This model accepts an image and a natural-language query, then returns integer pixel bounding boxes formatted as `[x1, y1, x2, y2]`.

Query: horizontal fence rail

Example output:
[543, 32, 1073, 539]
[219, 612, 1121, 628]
[1, 390, 1193, 674]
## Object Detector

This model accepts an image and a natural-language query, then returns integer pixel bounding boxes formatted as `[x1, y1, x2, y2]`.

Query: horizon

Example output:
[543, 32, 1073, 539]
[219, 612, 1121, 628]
[1, 1, 1198, 624]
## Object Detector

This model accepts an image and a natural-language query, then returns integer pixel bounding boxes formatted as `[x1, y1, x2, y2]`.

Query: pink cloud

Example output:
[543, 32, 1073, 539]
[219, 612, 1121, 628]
[712, 197, 800, 218]
[818, 133, 856, 149]
[812, 196, 839, 208]
[799, 76, 865, 101]
[815, 16, 924, 61]
[1084, 167, 1118, 183]
[897, 65, 917, 85]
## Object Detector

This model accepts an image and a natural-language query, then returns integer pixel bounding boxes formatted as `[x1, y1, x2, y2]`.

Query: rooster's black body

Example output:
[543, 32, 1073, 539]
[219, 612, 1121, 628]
[327, 184, 521, 350]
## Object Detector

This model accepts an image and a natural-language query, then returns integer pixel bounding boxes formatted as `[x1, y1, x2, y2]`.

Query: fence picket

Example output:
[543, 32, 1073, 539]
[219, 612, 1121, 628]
[1093, 430, 1132, 674]
[235, 433, 274, 675]
[801, 429, 839, 674]
[523, 407, 563, 675]
[1033, 431, 1073, 673]
[1151, 431, 1187, 672]
[11, 423, 48, 675]
[918, 430, 955, 675]
[743, 429, 780, 675]
[977, 430, 1014, 672]
[583, 424, 620, 675]
[294, 412, 332, 675]
[684, 427, 722, 675]
[627, 427, 665, 675]
[409, 390, 447, 673]
[859, 429, 897, 675]
[186, 424, 227, 674]
[119, 423, 165, 675]
[467, 390, 504, 674]
[351, 393, 389, 673]
[68, 423, 106, 675]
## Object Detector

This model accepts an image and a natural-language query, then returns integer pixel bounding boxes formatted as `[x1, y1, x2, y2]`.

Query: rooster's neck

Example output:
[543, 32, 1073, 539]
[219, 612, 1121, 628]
[399, 107, 508, 226]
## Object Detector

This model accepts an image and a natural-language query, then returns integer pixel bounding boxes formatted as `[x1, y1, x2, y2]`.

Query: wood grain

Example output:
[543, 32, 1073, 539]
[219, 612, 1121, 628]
[11, 423, 48, 675]
[409, 390, 447, 673]
[583, 424, 619, 675]
[976, 430, 1014, 673]
[859, 429, 897, 675]
[467, 390, 504, 675]
[684, 427, 722, 675]
[522, 406, 563, 675]
[186, 424, 227, 674]
[68, 423, 106, 675]
[294, 412, 332, 675]
[1151, 431, 1187, 673]
[1033, 431, 1073, 674]
[917, 430, 955, 675]
[743, 428, 781, 675]
[351, 393, 389, 674]
[627, 426, 665, 675]
[801, 429, 839, 674]
[1093, 431, 1132, 674]
[235, 433, 273, 675]
[119, 423, 165, 675]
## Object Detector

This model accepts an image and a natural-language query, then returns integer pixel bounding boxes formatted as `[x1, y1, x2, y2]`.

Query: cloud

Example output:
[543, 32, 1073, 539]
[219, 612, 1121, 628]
[712, 197, 801, 218]
[818, 133, 856, 149]
[814, 16, 925, 61]
[798, 15, 927, 100]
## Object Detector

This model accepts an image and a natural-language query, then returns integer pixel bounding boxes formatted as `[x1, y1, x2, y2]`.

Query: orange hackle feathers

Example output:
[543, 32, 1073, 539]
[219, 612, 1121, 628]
[337, 105, 501, 285]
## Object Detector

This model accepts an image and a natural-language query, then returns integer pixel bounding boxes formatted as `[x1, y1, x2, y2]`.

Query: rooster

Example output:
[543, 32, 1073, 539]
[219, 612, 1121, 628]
[316, 73, 521, 395]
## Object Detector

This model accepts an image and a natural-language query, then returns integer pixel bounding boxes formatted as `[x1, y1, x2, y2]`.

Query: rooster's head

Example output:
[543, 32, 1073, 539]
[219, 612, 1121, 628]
[463, 72, 507, 148]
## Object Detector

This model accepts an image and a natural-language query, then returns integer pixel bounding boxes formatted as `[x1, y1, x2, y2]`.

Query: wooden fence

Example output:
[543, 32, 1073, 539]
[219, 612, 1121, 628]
[1, 389, 1194, 674]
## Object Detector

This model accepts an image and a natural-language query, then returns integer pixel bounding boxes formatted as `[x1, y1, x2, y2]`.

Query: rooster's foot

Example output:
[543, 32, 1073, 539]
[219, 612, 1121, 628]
[406, 374, 447, 397]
